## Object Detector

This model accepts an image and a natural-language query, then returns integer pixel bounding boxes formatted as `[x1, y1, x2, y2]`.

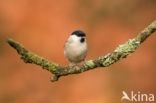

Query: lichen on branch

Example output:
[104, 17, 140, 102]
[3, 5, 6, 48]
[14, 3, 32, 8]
[7, 20, 156, 82]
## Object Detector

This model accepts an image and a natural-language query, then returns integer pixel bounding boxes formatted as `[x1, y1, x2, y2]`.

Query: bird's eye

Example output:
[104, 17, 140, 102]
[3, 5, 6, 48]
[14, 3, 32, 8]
[80, 38, 85, 43]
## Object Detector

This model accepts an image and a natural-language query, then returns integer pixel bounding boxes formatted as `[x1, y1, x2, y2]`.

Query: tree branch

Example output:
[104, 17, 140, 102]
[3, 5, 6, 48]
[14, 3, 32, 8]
[7, 20, 156, 82]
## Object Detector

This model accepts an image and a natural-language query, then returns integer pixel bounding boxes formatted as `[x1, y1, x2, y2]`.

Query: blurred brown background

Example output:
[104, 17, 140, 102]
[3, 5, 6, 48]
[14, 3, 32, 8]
[0, 0, 156, 103]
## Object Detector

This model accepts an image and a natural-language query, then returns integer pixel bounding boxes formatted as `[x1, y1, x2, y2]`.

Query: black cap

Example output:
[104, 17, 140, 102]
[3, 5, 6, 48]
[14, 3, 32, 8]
[71, 30, 86, 37]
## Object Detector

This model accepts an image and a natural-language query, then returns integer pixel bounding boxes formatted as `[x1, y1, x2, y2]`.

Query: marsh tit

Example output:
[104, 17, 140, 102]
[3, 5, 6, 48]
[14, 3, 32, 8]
[64, 30, 88, 64]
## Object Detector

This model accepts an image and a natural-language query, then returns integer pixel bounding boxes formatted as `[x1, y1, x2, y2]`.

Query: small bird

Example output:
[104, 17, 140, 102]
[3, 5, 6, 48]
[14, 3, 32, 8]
[64, 30, 88, 65]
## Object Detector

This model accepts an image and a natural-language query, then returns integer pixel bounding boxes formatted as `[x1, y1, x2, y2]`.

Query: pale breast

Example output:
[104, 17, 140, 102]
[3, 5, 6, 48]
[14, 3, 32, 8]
[64, 36, 87, 63]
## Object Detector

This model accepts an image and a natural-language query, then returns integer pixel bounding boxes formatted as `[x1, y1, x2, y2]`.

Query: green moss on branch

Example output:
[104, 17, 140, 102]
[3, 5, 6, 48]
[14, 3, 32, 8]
[7, 20, 156, 82]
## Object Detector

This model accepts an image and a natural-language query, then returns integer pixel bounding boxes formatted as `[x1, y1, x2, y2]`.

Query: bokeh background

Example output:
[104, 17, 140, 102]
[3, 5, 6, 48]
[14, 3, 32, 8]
[0, 0, 156, 103]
